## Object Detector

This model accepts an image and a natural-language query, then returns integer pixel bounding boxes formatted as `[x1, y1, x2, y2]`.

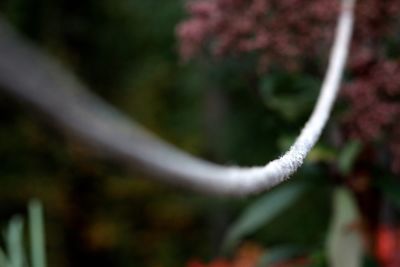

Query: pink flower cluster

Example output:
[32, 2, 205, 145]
[176, 0, 338, 69]
[343, 61, 400, 140]
[342, 0, 400, 173]
[177, 0, 400, 173]
[342, 60, 400, 172]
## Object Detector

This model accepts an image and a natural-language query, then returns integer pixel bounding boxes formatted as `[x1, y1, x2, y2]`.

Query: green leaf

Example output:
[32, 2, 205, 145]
[5, 216, 25, 267]
[0, 247, 10, 267]
[222, 183, 306, 252]
[326, 187, 363, 267]
[28, 200, 46, 267]
[338, 141, 362, 175]
[307, 145, 337, 163]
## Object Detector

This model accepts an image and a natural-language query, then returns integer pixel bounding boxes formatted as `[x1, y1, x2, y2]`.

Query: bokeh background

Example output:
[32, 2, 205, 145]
[0, 0, 399, 266]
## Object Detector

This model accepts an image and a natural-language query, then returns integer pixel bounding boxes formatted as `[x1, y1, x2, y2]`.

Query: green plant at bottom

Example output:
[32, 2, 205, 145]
[0, 200, 46, 267]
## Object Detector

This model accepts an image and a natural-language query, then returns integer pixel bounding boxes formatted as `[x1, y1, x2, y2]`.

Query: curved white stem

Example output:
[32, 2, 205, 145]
[0, 0, 355, 196]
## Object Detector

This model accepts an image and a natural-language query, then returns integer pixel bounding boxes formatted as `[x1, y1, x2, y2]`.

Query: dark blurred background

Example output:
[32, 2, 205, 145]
[0, 0, 399, 266]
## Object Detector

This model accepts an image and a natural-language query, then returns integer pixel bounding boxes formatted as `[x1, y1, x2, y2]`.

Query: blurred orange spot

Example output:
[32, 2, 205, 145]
[232, 243, 263, 267]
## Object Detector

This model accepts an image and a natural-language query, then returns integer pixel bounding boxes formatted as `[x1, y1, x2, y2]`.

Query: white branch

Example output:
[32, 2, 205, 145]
[0, 0, 355, 196]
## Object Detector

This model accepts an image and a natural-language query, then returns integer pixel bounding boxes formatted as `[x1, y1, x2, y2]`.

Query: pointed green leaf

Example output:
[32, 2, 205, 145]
[338, 141, 362, 175]
[5, 216, 25, 267]
[29, 199, 46, 267]
[326, 187, 364, 267]
[223, 183, 305, 252]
